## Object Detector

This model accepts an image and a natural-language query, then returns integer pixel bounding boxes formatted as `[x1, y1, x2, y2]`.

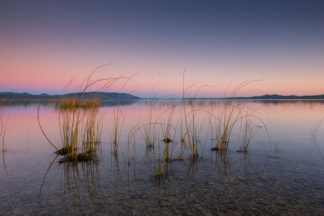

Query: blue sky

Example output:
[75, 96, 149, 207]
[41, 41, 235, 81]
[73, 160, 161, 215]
[1, 0, 324, 97]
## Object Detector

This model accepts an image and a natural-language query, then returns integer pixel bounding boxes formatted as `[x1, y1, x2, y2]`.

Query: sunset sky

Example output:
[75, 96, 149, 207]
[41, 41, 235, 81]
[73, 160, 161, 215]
[1, 0, 324, 98]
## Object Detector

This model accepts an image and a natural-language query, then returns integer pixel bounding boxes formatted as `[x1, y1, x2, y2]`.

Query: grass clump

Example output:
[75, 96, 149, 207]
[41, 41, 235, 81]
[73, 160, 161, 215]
[38, 66, 124, 162]
[42, 98, 102, 162]
[210, 81, 258, 152]
[58, 98, 100, 110]
[211, 100, 241, 152]
[237, 109, 269, 153]
[58, 152, 98, 163]
[237, 115, 258, 153]
[161, 104, 176, 144]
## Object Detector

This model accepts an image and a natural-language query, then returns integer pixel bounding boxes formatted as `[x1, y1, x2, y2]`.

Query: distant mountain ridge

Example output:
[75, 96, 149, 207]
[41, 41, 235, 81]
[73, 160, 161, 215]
[0, 91, 140, 101]
[229, 94, 324, 100]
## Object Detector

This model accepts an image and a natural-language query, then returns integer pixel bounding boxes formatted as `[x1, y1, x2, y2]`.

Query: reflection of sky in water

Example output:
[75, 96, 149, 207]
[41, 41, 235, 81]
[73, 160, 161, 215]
[4, 101, 324, 154]
[0, 101, 324, 215]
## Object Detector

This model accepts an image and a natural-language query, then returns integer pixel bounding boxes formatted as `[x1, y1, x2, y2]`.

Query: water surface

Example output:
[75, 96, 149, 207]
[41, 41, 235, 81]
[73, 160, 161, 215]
[0, 100, 323, 215]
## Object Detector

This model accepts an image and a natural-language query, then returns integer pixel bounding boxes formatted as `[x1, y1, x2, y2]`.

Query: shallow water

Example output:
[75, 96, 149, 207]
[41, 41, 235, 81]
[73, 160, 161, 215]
[0, 100, 324, 215]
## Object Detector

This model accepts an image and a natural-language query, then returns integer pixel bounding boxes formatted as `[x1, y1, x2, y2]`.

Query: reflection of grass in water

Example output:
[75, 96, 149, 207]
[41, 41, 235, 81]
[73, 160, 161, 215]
[40, 158, 100, 214]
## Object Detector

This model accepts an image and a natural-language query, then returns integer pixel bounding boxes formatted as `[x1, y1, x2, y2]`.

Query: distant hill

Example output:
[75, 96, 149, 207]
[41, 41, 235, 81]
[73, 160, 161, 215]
[0, 91, 140, 103]
[229, 94, 324, 100]
[2, 92, 324, 102]
[62, 92, 140, 101]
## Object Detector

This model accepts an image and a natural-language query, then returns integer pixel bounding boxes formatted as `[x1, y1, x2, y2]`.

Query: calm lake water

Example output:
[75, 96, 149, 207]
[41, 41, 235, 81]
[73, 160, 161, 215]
[0, 100, 324, 215]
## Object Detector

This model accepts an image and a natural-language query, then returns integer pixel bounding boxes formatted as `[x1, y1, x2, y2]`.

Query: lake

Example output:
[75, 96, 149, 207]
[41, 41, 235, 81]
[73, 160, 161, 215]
[0, 100, 323, 215]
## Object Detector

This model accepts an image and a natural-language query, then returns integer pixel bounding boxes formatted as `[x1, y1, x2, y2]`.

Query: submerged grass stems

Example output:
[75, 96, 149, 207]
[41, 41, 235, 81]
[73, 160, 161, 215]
[161, 104, 176, 144]
[312, 117, 324, 159]
[182, 75, 200, 158]
[155, 104, 182, 178]
[0, 103, 8, 174]
[186, 104, 202, 157]
[240, 111, 270, 153]
[0, 103, 6, 152]
[111, 105, 124, 157]
[312, 117, 324, 143]
[179, 116, 186, 143]
[142, 100, 158, 148]
[127, 106, 178, 178]
[237, 114, 258, 153]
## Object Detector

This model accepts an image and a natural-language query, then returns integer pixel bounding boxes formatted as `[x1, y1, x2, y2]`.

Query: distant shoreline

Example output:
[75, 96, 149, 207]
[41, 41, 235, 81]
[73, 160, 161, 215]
[1, 92, 324, 102]
[0, 92, 140, 106]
